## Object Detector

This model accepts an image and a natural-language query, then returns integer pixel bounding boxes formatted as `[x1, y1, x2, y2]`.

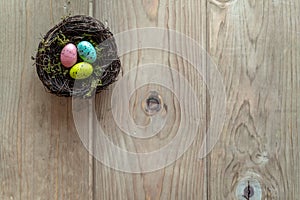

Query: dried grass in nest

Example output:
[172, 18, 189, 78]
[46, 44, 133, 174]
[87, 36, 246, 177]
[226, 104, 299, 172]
[34, 15, 121, 98]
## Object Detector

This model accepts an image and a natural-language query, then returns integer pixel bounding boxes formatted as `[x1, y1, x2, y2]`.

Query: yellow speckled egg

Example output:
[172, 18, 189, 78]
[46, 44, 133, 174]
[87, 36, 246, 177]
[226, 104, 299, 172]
[70, 62, 93, 79]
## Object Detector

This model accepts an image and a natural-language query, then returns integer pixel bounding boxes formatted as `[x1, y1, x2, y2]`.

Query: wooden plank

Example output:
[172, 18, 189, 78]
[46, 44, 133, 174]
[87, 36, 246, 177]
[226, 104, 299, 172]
[0, 0, 91, 199]
[93, 0, 208, 199]
[207, 0, 300, 199]
[2, 0, 298, 199]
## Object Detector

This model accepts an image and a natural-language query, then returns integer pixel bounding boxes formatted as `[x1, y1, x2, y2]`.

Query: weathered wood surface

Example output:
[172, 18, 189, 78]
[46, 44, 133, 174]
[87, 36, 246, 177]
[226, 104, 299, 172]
[207, 0, 300, 199]
[0, 0, 299, 199]
[93, 0, 208, 199]
[0, 0, 91, 199]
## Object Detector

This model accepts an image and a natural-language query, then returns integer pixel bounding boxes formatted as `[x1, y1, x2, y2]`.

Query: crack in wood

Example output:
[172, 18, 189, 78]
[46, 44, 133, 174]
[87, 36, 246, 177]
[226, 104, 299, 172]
[242, 181, 254, 199]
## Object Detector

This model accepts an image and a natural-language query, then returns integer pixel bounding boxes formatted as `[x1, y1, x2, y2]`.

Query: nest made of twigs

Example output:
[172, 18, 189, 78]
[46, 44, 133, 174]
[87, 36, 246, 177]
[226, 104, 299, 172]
[34, 15, 121, 98]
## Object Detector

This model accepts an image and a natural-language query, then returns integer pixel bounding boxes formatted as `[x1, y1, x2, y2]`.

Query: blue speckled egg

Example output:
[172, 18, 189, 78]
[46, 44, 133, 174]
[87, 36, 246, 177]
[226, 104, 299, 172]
[77, 41, 97, 63]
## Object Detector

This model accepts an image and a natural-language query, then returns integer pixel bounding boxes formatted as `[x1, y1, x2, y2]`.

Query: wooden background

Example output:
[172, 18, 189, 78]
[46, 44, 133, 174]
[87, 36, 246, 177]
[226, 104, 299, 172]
[1, 0, 299, 199]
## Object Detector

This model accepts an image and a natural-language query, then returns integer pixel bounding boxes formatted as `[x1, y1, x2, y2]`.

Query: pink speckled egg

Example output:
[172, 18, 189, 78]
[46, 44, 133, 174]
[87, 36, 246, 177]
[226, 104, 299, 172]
[60, 43, 77, 68]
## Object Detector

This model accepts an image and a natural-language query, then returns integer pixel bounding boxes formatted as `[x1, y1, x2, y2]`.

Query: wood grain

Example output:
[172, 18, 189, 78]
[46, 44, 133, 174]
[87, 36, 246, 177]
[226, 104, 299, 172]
[93, 0, 208, 199]
[207, 0, 300, 199]
[1, 0, 300, 199]
[0, 0, 90, 199]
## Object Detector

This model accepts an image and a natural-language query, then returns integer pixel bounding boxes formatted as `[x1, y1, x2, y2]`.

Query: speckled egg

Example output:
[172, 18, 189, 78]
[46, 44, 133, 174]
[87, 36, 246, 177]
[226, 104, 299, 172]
[69, 62, 93, 79]
[77, 41, 97, 63]
[60, 43, 77, 68]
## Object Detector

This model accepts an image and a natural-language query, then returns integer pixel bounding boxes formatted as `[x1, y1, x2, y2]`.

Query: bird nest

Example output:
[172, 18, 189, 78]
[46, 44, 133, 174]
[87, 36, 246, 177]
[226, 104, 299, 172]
[34, 15, 121, 98]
